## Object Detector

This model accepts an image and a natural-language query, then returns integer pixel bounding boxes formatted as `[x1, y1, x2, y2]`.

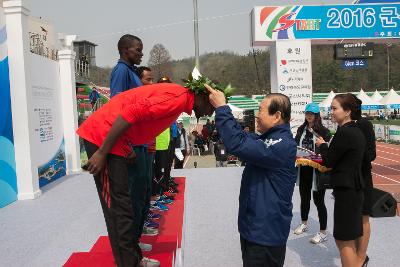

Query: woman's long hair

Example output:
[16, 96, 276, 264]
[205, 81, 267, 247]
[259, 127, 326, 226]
[297, 112, 325, 136]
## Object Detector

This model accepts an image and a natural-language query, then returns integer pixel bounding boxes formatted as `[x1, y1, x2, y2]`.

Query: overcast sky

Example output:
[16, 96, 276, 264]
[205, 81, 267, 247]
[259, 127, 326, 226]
[25, 0, 352, 67]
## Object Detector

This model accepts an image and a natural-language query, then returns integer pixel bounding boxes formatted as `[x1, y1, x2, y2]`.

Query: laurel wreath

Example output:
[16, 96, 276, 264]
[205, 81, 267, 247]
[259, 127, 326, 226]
[182, 73, 235, 97]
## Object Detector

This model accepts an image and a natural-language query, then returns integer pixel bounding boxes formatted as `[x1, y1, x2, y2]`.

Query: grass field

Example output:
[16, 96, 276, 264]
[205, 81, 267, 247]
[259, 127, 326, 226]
[371, 120, 400, 126]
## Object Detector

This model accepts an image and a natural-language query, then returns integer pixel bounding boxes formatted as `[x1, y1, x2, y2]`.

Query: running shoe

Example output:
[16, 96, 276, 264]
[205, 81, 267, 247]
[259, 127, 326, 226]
[158, 198, 173, 205]
[310, 232, 328, 244]
[147, 212, 161, 220]
[142, 227, 158, 236]
[294, 223, 308, 235]
[162, 191, 176, 198]
[150, 202, 169, 212]
[140, 257, 160, 267]
[139, 242, 152, 252]
[144, 219, 159, 229]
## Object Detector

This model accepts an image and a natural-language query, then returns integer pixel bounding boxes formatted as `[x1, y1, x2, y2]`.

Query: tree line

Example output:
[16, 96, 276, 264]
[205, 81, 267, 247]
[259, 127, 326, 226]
[90, 43, 400, 95]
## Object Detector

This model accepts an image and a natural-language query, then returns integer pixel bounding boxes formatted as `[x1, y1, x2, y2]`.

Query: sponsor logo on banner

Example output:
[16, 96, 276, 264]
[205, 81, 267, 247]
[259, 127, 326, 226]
[374, 124, 386, 139]
[252, 3, 400, 44]
[389, 125, 400, 141]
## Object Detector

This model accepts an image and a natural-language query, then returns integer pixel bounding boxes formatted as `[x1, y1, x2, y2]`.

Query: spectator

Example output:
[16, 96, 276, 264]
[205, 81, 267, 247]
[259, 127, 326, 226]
[202, 125, 209, 144]
[210, 130, 219, 143]
[214, 140, 228, 167]
[89, 87, 100, 109]
[206, 84, 297, 267]
[189, 130, 197, 149]
[206, 119, 213, 134]
[193, 131, 205, 154]
[293, 103, 331, 244]
[174, 122, 189, 169]
[316, 94, 366, 267]
[211, 120, 216, 132]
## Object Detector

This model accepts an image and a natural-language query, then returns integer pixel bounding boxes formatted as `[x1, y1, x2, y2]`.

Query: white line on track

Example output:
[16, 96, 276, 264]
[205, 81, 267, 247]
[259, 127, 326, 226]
[376, 156, 400, 164]
[376, 144, 400, 152]
[372, 172, 400, 184]
[373, 162, 400, 173]
[376, 149, 400, 157]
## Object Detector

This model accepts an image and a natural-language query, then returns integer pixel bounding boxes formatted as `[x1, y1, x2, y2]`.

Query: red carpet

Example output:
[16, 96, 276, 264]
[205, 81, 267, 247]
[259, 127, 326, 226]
[64, 177, 186, 267]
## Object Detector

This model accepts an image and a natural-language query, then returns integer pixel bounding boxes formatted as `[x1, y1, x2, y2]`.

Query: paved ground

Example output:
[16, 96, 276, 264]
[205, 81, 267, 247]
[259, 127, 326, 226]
[174, 167, 400, 267]
[184, 154, 217, 169]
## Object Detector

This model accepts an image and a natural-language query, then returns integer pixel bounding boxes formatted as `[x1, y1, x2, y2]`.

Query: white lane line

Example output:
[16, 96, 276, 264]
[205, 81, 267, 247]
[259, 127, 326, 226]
[377, 149, 400, 157]
[376, 144, 400, 152]
[376, 156, 400, 164]
[372, 172, 400, 184]
[373, 162, 400, 173]
[374, 183, 400, 186]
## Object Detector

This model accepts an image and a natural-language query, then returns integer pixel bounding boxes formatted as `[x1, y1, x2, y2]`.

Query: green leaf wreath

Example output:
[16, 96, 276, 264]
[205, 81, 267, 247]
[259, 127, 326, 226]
[182, 73, 235, 97]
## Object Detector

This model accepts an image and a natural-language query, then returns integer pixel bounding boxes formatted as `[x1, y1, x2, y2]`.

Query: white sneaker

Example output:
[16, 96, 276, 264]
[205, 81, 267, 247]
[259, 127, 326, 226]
[139, 242, 152, 252]
[142, 227, 159, 236]
[294, 223, 308, 235]
[310, 232, 328, 244]
[140, 257, 160, 267]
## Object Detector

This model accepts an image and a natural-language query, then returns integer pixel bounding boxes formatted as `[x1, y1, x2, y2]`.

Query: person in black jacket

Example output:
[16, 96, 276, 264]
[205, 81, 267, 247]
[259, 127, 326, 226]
[294, 103, 331, 244]
[316, 94, 366, 267]
[174, 122, 189, 169]
[353, 96, 376, 267]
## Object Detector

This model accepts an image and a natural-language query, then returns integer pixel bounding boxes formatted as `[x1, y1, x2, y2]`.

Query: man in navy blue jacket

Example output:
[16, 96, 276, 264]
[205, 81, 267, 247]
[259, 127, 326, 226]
[205, 85, 297, 267]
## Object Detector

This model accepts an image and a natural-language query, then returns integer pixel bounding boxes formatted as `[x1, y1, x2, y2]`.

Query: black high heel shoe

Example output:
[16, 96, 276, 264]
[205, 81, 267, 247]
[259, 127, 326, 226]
[362, 255, 370, 267]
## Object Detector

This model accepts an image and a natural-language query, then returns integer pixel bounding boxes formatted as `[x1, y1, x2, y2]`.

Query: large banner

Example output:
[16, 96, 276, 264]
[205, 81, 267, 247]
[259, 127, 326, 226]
[29, 53, 66, 187]
[271, 40, 313, 128]
[388, 125, 400, 142]
[252, 3, 400, 45]
[0, 8, 18, 208]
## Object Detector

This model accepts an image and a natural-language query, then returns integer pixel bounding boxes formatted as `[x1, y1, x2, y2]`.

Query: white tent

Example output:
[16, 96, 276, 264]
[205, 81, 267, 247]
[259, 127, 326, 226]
[228, 103, 244, 119]
[357, 89, 382, 110]
[319, 91, 336, 110]
[380, 88, 400, 109]
[371, 90, 383, 102]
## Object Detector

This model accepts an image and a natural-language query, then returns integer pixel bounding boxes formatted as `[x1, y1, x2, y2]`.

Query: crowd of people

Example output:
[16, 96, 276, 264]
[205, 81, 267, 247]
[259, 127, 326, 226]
[77, 33, 377, 267]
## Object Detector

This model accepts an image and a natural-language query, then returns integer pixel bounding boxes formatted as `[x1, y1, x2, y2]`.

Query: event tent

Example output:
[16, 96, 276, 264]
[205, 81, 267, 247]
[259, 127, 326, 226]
[318, 91, 335, 110]
[357, 89, 382, 110]
[380, 88, 400, 109]
[371, 90, 383, 102]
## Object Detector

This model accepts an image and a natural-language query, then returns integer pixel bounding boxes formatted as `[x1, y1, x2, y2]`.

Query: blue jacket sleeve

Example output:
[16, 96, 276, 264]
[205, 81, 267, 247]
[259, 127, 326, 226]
[215, 105, 288, 170]
[110, 67, 129, 98]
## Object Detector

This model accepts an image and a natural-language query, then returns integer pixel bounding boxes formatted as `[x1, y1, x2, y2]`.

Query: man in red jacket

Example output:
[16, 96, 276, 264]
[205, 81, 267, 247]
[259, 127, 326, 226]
[77, 82, 213, 267]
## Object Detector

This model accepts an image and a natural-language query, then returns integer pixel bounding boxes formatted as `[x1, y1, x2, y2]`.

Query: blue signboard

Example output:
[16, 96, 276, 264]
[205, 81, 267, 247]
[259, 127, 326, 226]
[0, 19, 18, 208]
[361, 104, 382, 110]
[254, 3, 400, 42]
[341, 59, 368, 69]
[356, 0, 400, 4]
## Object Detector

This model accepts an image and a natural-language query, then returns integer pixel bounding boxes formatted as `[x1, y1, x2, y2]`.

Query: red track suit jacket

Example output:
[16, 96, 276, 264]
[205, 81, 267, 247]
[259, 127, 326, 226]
[77, 83, 195, 157]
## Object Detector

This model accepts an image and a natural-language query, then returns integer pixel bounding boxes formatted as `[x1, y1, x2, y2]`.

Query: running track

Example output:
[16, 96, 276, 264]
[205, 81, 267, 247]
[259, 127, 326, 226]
[372, 142, 400, 213]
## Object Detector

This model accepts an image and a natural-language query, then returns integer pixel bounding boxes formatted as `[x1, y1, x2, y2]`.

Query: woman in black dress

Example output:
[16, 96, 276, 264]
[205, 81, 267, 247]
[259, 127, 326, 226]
[294, 103, 331, 244]
[316, 94, 366, 267]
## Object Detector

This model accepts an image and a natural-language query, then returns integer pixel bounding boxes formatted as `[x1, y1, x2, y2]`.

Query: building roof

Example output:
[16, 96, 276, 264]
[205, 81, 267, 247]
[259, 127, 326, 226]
[73, 40, 98, 46]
